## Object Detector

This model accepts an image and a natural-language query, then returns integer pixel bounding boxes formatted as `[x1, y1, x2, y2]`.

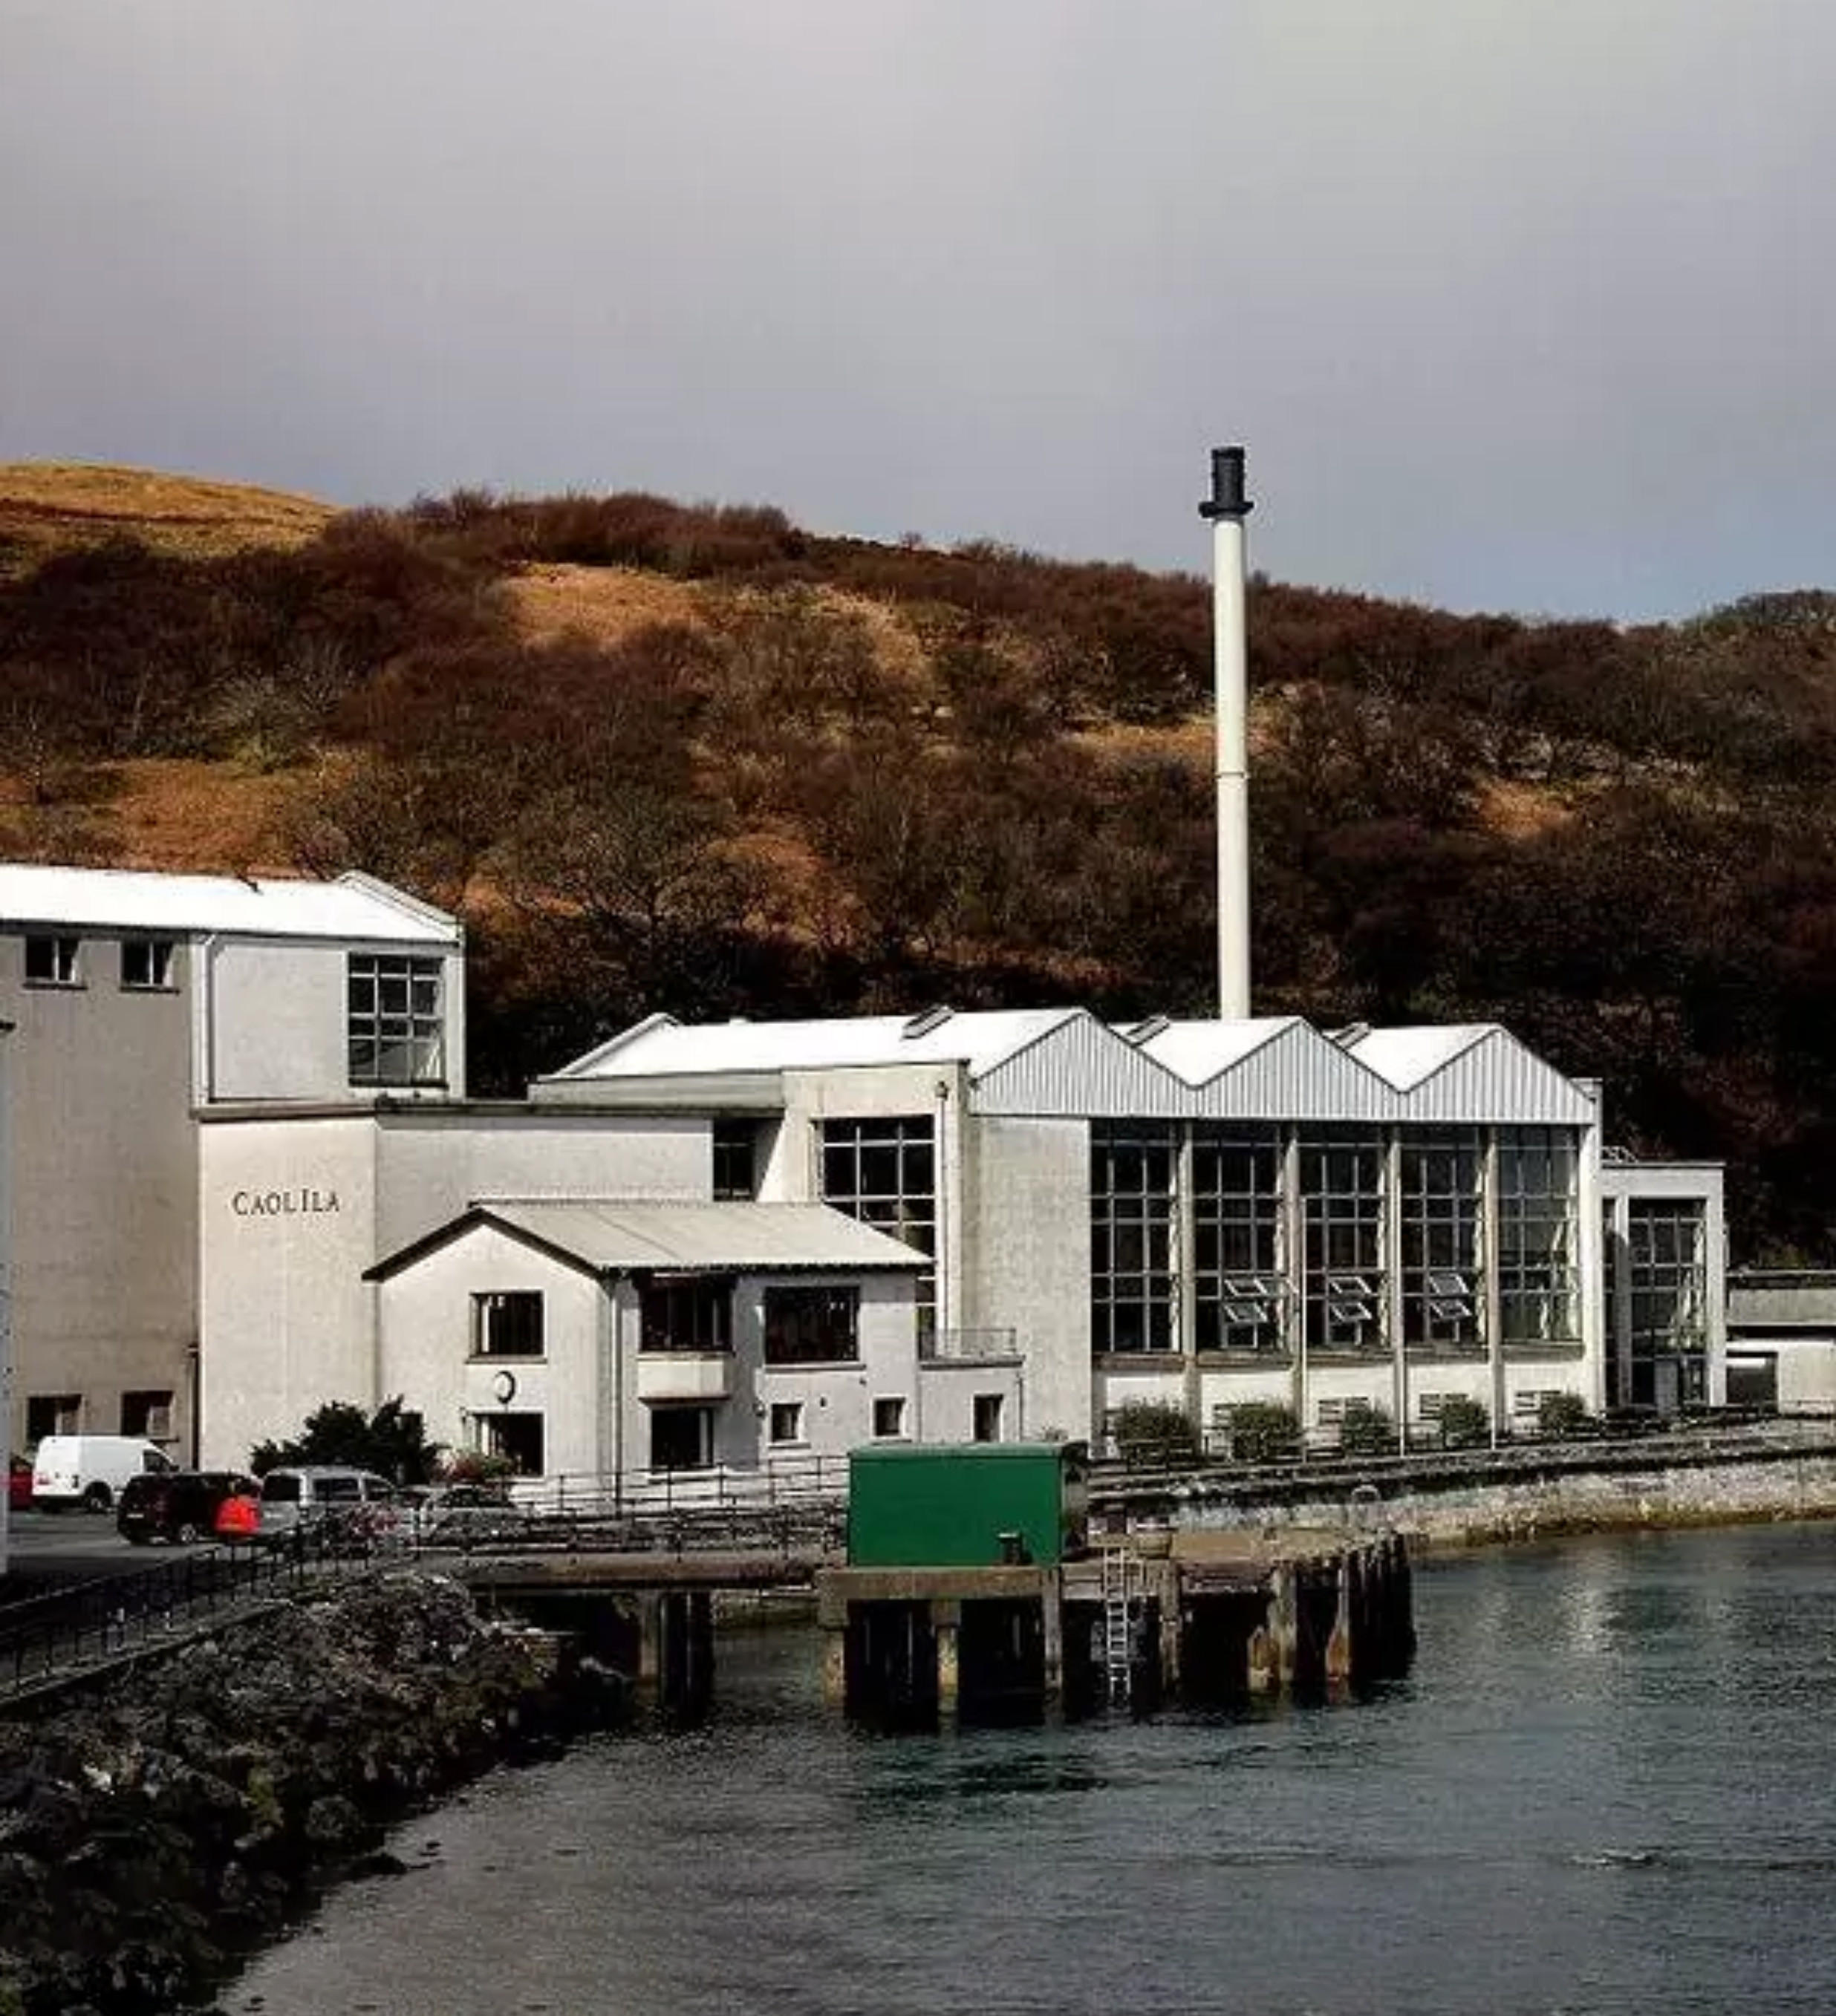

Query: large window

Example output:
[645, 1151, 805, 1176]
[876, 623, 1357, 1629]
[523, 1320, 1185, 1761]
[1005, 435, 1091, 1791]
[348, 953, 444, 1086]
[1626, 1201, 1708, 1406]
[1192, 1127, 1287, 1354]
[1400, 1132, 1484, 1351]
[1300, 1132, 1387, 1355]
[639, 1276, 732, 1352]
[471, 1291, 544, 1358]
[1091, 1123, 1177, 1354]
[764, 1285, 860, 1366]
[820, 1119, 934, 1336]
[1497, 1129, 1579, 1343]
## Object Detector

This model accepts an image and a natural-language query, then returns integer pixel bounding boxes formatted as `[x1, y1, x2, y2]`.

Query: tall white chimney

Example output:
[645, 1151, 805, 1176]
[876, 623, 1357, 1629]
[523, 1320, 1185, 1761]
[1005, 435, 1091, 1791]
[1199, 445, 1253, 1020]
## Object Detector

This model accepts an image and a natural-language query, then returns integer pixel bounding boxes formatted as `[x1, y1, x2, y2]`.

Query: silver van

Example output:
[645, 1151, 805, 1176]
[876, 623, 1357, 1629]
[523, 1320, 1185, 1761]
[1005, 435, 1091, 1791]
[257, 1465, 400, 1539]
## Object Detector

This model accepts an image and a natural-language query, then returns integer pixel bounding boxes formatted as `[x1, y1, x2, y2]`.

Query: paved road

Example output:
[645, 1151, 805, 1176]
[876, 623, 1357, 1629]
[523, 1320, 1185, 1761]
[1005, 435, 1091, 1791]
[1, 1507, 157, 1599]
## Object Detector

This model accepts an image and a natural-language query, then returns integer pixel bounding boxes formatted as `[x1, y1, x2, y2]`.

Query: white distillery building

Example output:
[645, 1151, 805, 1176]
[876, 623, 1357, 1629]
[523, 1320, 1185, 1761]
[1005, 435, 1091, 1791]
[0, 863, 464, 1460]
[521, 1008, 1728, 1455]
[1, 858, 1726, 1479]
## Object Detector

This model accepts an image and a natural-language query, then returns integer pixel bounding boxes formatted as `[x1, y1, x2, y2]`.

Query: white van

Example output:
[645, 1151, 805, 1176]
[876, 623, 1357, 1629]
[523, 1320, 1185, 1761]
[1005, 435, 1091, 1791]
[32, 1435, 175, 1512]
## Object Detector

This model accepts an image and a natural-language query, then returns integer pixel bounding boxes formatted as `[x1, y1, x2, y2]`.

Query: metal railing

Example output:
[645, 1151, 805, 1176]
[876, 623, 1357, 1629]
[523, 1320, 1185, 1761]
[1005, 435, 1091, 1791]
[0, 1521, 368, 1703]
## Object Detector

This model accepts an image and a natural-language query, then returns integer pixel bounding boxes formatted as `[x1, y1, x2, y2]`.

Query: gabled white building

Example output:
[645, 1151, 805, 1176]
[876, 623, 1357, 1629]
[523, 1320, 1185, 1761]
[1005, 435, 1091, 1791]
[0, 863, 463, 1461]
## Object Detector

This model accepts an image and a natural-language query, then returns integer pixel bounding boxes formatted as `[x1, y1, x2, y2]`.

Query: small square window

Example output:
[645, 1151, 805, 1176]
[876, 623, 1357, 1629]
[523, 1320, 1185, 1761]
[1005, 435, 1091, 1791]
[26, 1394, 81, 1443]
[120, 939, 177, 991]
[712, 1120, 758, 1201]
[472, 1292, 544, 1358]
[477, 1412, 545, 1476]
[120, 1389, 175, 1441]
[769, 1402, 805, 1446]
[24, 936, 79, 986]
[972, 1393, 1005, 1444]
[873, 1397, 908, 1438]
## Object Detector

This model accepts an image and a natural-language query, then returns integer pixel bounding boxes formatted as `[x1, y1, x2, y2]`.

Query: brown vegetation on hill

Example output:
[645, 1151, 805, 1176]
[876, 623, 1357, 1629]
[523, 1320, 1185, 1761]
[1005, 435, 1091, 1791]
[5, 464, 1836, 1254]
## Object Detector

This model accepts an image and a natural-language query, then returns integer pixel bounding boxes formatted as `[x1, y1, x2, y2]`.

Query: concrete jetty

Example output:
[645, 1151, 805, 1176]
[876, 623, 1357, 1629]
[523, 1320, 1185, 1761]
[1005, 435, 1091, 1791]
[816, 1529, 1413, 1723]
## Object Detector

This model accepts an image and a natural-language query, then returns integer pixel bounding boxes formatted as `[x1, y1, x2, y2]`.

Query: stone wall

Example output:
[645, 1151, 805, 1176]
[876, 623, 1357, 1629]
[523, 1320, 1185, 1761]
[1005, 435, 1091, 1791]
[1110, 1449, 1836, 1551]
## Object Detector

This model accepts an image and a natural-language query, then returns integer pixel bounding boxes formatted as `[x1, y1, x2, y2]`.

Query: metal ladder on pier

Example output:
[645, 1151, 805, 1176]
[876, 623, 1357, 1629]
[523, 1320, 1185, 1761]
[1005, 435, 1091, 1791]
[1099, 1545, 1142, 1706]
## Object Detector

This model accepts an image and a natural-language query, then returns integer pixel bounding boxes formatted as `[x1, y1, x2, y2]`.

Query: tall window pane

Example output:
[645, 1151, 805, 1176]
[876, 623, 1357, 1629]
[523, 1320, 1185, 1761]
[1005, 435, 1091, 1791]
[1091, 1123, 1176, 1354]
[1400, 1131, 1483, 1351]
[1627, 1201, 1708, 1406]
[1192, 1126, 1286, 1354]
[818, 1118, 934, 1337]
[1497, 1127, 1579, 1343]
[1300, 1131, 1386, 1355]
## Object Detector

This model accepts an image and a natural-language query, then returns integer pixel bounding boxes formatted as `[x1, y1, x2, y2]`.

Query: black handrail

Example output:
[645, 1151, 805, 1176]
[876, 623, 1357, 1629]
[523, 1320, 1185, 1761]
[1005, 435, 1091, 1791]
[0, 1521, 368, 1703]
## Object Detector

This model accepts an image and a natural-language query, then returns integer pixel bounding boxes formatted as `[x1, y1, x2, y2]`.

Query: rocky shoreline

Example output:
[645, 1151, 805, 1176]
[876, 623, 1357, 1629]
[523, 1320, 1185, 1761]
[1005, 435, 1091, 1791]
[0, 1569, 628, 2016]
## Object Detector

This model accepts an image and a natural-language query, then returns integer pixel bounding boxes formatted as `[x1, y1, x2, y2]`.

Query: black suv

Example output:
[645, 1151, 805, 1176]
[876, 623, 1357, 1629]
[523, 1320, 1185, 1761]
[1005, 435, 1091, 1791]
[117, 1469, 258, 1546]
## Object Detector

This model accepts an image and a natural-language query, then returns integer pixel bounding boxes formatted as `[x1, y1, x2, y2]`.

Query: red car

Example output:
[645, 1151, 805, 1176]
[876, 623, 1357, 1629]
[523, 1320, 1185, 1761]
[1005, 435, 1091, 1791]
[9, 1458, 34, 1511]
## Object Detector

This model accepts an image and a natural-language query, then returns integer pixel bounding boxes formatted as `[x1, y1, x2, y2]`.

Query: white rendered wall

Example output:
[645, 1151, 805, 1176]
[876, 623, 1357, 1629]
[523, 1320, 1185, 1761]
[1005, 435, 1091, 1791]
[963, 1115, 1092, 1443]
[206, 939, 466, 1103]
[375, 1233, 919, 1481]
[1, 933, 198, 1455]
[199, 1109, 709, 1464]
[374, 1112, 704, 1253]
[379, 1225, 606, 1476]
[199, 1116, 380, 1467]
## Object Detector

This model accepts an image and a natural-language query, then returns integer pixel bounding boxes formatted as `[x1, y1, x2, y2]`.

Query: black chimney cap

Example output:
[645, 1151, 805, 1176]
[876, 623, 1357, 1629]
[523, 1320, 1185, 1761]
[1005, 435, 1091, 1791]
[1199, 445, 1253, 521]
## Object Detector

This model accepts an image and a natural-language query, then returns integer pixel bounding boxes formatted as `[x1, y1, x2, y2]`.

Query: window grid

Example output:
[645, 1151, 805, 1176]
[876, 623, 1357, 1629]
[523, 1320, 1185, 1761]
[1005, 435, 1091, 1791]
[638, 1277, 733, 1353]
[764, 1285, 860, 1366]
[1191, 1128, 1287, 1354]
[819, 1118, 934, 1337]
[1090, 1123, 1177, 1354]
[1627, 1201, 1708, 1403]
[1400, 1132, 1485, 1351]
[348, 953, 445, 1086]
[1497, 1128, 1579, 1343]
[471, 1291, 544, 1358]
[1300, 1133, 1387, 1355]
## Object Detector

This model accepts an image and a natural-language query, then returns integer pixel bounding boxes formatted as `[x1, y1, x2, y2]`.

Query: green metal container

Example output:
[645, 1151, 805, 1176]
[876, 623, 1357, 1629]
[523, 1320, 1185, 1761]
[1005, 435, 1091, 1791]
[847, 1443, 1088, 1568]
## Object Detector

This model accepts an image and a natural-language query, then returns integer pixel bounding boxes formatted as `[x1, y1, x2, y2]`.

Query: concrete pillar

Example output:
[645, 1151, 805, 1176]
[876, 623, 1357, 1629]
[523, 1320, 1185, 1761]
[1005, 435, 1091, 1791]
[636, 1591, 663, 1691]
[823, 1626, 847, 1707]
[1326, 1553, 1355, 1695]
[1156, 1567, 1182, 1699]
[935, 1615, 960, 1713]
[1041, 1575, 1064, 1710]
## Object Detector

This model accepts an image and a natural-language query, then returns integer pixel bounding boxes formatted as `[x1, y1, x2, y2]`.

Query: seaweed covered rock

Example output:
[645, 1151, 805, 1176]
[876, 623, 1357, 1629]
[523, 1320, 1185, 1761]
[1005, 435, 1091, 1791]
[0, 1568, 626, 2014]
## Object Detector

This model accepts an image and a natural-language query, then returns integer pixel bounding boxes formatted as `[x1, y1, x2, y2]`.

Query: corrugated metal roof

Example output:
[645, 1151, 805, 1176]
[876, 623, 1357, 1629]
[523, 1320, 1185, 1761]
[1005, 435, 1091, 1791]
[546, 1009, 1603, 1129]
[1342, 1025, 1493, 1090]
[0, 864, 458, 944]
[473, 1199, 925, 1272]
[1134, 1017, 1301, 1084]
[546, 1007, 1081, 1082]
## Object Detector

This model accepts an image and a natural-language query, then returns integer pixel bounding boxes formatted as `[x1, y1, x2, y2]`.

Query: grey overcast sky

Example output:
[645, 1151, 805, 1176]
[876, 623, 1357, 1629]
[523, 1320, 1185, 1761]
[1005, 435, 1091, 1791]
[2, 1, 1831, 620]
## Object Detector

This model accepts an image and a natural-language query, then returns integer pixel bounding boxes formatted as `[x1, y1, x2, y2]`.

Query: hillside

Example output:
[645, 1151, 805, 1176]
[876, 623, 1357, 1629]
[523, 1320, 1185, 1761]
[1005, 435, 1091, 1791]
[4, 462, 1836, 1256]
